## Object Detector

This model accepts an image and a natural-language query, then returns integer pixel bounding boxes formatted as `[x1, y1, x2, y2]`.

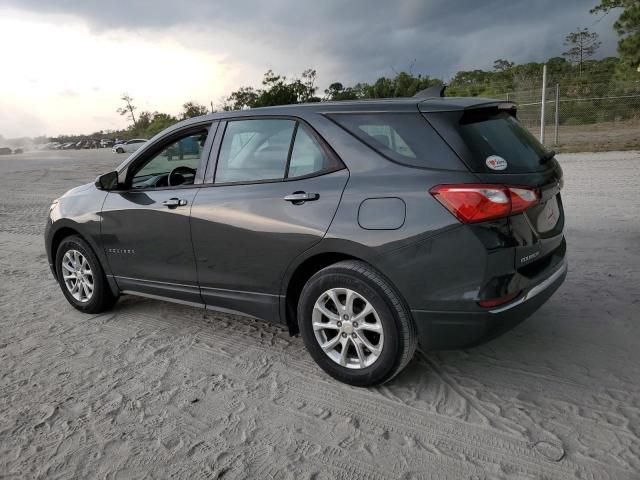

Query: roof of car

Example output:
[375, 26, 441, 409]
[198, 96, 511, 122]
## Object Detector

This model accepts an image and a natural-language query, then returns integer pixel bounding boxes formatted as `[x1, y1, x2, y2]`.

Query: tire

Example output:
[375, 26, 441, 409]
[298, 260, 417, 386]
[55, 235, 118, 314]
[116, 147, 124, 154]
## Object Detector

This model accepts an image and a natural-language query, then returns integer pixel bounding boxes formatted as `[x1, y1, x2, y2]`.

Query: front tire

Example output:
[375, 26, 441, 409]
[55, 235, 117, 314]
[116, 147, 124, 154]
[298, 260, 417, 386]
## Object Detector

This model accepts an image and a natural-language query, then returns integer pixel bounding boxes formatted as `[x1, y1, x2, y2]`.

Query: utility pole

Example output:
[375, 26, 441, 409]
[540, 63, 547, 144]
[554, 83, 560, 146]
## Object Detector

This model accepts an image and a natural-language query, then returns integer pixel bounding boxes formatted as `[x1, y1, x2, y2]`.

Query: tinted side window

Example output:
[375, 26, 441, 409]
[287, 126, 338, 178]
[215, 119, 295, 184]
[328, 113, 464, 170]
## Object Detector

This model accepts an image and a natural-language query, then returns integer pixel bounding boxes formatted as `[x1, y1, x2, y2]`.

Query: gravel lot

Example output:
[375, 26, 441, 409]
[0, 149, 638, 479]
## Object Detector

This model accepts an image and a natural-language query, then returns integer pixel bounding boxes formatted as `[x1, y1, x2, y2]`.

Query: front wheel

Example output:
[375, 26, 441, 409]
[116, 147, 124, 154]
[55, 235, 117, 314]
[298, 260, 417, 386]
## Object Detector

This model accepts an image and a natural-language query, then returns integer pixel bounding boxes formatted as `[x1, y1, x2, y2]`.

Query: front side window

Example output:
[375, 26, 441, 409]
[130, 128, 209, 189]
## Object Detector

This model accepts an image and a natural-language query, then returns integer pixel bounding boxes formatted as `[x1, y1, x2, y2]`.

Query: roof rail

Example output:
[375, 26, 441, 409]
[413, 84, 446, 99]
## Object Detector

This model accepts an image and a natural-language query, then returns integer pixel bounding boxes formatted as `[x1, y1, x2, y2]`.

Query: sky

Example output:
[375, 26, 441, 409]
[0, 0, 618, 138]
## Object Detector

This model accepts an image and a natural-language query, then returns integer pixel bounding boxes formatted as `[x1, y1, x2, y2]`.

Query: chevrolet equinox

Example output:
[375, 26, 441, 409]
[45, 88, 567, 386]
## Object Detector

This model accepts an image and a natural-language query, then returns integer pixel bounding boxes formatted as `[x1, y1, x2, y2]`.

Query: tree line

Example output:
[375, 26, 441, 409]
[50, 0, 639, 143]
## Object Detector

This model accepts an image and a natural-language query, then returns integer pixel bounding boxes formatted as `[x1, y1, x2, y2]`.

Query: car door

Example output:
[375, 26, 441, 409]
[101, 122, 216, 305]
[190, 117, 349, 322]
[125, 140, 140, 152]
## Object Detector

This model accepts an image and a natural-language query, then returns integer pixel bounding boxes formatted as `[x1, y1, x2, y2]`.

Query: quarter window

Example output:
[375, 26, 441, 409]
[287, 126, 337, 178]
[329, 113, 463, 170]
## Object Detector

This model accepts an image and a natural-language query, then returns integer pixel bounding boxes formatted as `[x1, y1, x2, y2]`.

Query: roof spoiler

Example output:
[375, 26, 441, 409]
[413, 84, 446, 99]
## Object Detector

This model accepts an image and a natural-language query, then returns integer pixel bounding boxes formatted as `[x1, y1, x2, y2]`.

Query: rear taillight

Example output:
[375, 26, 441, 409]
[430, 184, 539, 224]
[478, 290, 521, 308]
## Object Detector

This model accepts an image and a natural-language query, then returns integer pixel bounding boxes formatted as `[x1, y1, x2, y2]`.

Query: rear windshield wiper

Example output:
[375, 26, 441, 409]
[539, 150, 556, 164]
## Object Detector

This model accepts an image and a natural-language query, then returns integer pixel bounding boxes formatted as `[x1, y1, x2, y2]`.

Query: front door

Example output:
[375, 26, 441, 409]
[190, 118, 349, 322]
[101, 124, 215, 305]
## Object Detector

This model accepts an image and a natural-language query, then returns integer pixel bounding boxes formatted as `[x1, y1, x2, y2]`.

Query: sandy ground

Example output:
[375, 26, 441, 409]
[0, 149, 639, 479]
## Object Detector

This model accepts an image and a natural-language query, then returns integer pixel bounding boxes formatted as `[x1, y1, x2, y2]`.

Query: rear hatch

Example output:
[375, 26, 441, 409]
[423, 105, 565, 271]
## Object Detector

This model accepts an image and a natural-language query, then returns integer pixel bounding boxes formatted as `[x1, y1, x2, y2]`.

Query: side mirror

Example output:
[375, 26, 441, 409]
[95, 171, 120, 191]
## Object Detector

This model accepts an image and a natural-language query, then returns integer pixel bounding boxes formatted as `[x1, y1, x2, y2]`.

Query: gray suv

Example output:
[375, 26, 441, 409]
[45, 90, 567, 386]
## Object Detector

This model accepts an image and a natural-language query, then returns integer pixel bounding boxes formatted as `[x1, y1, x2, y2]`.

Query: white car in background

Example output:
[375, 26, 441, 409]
[112, 138, 148, 154]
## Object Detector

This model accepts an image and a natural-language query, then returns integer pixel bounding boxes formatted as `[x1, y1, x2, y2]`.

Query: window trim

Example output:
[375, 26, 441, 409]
[204, 115, 345, 187]
[283, 121, 299, 179]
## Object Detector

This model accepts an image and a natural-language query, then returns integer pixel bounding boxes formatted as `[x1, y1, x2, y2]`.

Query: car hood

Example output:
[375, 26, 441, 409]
[60, 182, 96, 198]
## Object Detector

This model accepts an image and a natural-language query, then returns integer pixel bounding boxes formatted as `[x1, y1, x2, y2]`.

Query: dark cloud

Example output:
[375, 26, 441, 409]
[1, 0, 619, 84]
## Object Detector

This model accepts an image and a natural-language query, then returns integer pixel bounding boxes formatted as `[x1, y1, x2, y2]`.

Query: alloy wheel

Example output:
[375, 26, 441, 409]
[61, 249, 94, 303]
[312, 287, 384, 369]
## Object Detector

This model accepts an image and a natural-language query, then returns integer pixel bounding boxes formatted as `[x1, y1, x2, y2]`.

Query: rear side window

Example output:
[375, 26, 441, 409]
[215, 119, 295, 183]
[426, 109, 548, 173]
[328, 113, 464, 170]
[215, 119, 342, 184]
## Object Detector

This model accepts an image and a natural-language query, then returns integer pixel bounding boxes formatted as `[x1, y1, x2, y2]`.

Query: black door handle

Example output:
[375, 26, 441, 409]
[162, 198, 188, 208]
[283, 192, 319, 204]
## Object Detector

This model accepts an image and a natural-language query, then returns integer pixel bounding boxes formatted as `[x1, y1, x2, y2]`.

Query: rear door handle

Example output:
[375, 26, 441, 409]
[162, 198, 188, 208]
[283, 192, 319, 204]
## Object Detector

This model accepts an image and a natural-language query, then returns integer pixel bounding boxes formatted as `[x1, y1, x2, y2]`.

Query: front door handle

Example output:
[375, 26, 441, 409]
[162, 198, 188, 208]
[283, 192, 320, 204]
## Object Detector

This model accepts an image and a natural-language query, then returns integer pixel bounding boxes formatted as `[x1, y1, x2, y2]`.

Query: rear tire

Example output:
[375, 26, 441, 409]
[55, 235, 117, 314]
[298, 260, 417, 386]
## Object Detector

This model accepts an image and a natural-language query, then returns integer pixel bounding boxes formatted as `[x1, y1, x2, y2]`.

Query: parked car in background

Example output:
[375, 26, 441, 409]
[61, 142, 76, 150]
[45, 90, 567, 386]
[0, 147, 11, 155]
[13, 148, 24, 154]
[100, 139, 115, 148]
[112, 139, 148, 154]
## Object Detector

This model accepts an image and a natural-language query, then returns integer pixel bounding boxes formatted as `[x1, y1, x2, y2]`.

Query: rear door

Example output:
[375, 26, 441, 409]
[190, 117, 348, 322]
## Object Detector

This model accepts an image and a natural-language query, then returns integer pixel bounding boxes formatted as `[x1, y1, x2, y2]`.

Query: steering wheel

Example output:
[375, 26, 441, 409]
[167, 166, 196, 186]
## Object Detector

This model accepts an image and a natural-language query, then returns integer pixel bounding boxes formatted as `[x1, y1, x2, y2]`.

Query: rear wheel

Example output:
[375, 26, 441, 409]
[55, 235, 117, 313]
[298, 260, 417, 386]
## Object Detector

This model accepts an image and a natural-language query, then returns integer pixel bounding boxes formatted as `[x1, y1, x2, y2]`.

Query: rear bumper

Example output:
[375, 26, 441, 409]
[412, 258, 567, 350]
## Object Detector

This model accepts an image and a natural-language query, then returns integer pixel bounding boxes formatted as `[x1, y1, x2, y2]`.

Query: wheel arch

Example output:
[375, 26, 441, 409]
[283, 252, 363, 335]
[50, 226, 83, 276]
[48, 223, 119, 296]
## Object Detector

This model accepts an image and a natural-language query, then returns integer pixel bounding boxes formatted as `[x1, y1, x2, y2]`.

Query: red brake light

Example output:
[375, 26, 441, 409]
[430, 184, 539, 224]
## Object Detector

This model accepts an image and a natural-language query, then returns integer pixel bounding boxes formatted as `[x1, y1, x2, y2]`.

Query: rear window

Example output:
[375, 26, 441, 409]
[426, 109, 548, 173]
[328, 113, 464, 170]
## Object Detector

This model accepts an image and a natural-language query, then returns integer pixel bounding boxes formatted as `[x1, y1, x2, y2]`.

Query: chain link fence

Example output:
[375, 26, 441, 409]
[459, 78, 640, 152]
